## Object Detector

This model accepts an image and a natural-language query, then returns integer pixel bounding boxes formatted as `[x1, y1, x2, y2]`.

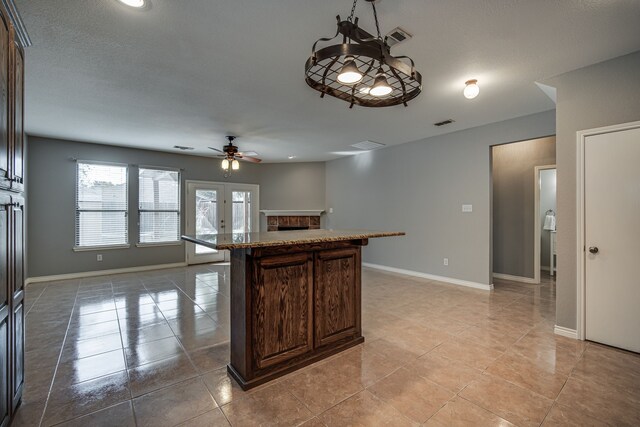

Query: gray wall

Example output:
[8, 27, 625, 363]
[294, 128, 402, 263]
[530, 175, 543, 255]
[326, 110, 556, 287]
[26, 136, 325, 277]
[539, 169, 556, 269]
[546, 51, 640, 330]
[492, 137, 556, 278]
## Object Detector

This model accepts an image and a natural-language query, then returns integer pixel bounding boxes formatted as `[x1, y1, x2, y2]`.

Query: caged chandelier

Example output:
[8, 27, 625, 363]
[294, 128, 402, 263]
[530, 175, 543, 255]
[305, 0, 422, 108]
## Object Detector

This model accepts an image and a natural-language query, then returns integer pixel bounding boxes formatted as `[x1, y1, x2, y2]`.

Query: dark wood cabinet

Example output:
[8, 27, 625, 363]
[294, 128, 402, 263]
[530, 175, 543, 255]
[0, 2, 26, 423]
[314, 248, 360, 347]
[9, 38, 22, 192]
[10, 198, 23, 409]
[229, 241, 364, 390]
[0, 7, 9, 191]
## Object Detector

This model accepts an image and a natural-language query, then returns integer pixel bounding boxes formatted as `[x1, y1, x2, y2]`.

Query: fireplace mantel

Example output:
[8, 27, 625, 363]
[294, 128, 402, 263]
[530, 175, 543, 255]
[260, 209, 325, 216]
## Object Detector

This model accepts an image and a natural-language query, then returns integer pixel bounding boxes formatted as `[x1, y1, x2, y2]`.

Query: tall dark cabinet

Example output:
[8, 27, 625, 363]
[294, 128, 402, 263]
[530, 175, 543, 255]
[0, 1, 27, 425]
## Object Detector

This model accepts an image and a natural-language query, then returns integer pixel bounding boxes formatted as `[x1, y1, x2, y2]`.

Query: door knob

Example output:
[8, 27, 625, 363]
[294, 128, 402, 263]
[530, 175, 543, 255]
[589, 246, 599, 254]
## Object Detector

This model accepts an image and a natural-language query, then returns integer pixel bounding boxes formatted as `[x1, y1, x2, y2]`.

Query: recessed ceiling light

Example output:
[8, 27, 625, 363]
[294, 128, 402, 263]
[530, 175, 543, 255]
[117, 0, 148, 9]
[288, 155, 296, 159]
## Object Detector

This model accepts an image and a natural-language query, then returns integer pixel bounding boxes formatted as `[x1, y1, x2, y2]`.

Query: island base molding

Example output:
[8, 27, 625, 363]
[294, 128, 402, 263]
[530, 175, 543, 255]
[229, 240, 366, 390]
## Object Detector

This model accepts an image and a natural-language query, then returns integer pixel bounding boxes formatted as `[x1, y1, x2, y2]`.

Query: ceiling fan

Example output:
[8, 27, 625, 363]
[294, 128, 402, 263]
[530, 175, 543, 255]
[208, 136, 262, 172]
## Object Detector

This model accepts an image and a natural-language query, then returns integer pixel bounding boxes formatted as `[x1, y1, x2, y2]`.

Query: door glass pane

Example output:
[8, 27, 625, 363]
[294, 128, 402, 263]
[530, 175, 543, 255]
[232, 191, 252, 233]
[195, 190, 218, 254]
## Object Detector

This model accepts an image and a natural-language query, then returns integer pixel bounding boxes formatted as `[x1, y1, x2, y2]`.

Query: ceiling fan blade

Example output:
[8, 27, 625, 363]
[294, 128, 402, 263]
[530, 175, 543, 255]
[237, 155, 262, 163]
[208, 147, 224, 154]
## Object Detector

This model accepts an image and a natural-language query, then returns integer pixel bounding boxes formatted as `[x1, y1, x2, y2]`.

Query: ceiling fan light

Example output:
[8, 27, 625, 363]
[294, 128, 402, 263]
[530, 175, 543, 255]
[369, 72, 393, 97]
[464, 79, 479, 99]
[231, 159, 240, 170]
[337, 56, 363, 85]
[221, 158, 229, 170]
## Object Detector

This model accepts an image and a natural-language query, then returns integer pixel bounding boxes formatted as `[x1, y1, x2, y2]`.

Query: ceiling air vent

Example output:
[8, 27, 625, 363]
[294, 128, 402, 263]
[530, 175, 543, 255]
[434, 119, 455, 127]
[385, 27, 412, 47]
[174, 145, 194, 150]
[350, 140, 386, 150]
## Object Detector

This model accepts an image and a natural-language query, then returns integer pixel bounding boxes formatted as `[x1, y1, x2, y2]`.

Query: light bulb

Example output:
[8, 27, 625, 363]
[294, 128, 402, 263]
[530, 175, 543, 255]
[231, 159, 240, 170]
[337, 56, 363, 85]
[221, 158, 229, 170]
[369, 71, 393, 97]
[464, 79, 479, 99]
[118, 0, 146, 8]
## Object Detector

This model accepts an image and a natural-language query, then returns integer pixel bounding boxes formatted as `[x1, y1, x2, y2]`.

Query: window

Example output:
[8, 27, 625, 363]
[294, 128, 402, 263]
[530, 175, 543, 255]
[138, 167, 180, 244]
[75, 162, 129, 248]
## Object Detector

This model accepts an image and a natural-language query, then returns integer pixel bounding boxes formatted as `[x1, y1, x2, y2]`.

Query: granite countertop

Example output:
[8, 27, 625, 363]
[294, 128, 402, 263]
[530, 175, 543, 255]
[181, 229, 405, 250]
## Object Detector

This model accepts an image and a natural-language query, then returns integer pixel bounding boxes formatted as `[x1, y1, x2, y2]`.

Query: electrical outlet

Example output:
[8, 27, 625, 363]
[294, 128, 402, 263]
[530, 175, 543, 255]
[329, 208, 334, 214]
[443, 258, 449, 266]
[97, 254, 103, 262]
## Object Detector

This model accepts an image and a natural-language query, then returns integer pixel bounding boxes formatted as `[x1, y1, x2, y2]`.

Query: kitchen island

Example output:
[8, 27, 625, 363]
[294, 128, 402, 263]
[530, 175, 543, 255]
[182, 229, 404, 389]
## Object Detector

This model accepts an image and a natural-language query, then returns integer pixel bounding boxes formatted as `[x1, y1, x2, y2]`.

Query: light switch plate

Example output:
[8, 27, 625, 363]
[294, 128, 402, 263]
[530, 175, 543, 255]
[462, 204, 473, 213]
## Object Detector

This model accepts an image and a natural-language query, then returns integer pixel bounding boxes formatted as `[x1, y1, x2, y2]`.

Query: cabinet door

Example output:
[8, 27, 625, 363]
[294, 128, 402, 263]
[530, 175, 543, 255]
[0, 315, 8, 427]
[10, 200, 23, 407]
[314, 247, 361, 347]
[0, 8, 9, 190]
[0, 197, 9, 427]
[9, 40, 22, 191]
[252, 252, 313, 370]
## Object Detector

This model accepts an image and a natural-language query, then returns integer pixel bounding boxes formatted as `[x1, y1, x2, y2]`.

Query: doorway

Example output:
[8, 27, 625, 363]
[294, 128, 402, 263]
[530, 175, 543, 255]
[185, 181, 259, 265]
[577, 121, 640, 352]
[534, 165, 556, 284]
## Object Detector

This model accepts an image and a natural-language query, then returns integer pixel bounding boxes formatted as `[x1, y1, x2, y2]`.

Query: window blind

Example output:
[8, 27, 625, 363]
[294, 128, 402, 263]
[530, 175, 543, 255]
[138, 167, 180, 243]
[75, 162, 128, 248]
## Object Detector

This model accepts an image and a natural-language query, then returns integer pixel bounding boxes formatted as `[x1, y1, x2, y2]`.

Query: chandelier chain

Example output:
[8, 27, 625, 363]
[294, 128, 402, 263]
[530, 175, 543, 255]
[371, 1, 382, 40]
[347, 0, 358, 22]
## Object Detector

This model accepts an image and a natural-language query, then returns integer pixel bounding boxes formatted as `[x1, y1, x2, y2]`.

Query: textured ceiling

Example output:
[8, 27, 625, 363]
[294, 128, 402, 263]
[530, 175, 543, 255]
[17, 0, 640, 162]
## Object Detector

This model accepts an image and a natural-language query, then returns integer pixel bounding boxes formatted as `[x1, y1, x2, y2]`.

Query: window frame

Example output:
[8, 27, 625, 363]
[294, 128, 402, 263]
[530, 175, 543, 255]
[73, 160, 130, 251]
[136, 165, 182, 247]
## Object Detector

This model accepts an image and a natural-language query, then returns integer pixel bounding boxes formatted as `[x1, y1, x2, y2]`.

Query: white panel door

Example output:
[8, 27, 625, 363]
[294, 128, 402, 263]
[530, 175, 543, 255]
[584, 126, 640, 352]
[186, 182, 225, 264]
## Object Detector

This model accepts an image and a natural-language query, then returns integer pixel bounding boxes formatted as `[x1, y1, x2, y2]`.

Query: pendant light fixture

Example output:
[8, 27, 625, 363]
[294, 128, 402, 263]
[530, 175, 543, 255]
[305, 0, 422, 108]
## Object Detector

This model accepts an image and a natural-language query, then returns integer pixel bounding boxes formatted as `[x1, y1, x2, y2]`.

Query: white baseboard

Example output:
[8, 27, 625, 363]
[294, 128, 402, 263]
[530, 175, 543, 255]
[492, 272, 538, 284]
[540, 266, 556, 272]
[554, 325, 578, 339]
[25, 262, 188, 285]
[363, 262, 493, 291]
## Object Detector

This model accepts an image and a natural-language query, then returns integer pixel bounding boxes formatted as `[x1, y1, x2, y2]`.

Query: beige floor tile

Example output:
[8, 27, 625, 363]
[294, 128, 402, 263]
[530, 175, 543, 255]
[133, 377, 217, 427]
[282, 358, 364, 414]
[556, 377, 640, 426]
[176, 408, 230, 426]
[128, 353, 199, 397]
[368, 367, 454, 423]
[53, 349, 126, 388]
[460, 374, 553, 427]
[201, 367, 251, 406]
[541, 402, 608, 427]
[485, 352, 569, 399]
[430, 337, 504, 370]
[221, 382, 313, 426]
[319, 390, 418, 427]
[43, 371, 130, 426]
[424, 396, 516, 427]
[124, 335, 186, 368]
[410, 352, 482, 393]
[334, 345, 402, 387]
[53, 401, 136, 427]
[188, 341, 230, 374]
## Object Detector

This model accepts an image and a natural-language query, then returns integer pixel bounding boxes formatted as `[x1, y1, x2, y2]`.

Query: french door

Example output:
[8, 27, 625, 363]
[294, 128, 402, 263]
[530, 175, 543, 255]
[185, 181, 259, 265]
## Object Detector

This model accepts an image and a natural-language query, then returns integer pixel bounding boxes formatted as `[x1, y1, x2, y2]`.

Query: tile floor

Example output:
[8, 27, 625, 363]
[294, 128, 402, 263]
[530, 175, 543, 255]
[13, 266, 640, 426]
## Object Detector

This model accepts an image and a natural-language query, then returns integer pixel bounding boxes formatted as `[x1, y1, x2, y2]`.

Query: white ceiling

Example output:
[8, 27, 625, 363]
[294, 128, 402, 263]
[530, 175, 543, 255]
[17, 0, 640, 162]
